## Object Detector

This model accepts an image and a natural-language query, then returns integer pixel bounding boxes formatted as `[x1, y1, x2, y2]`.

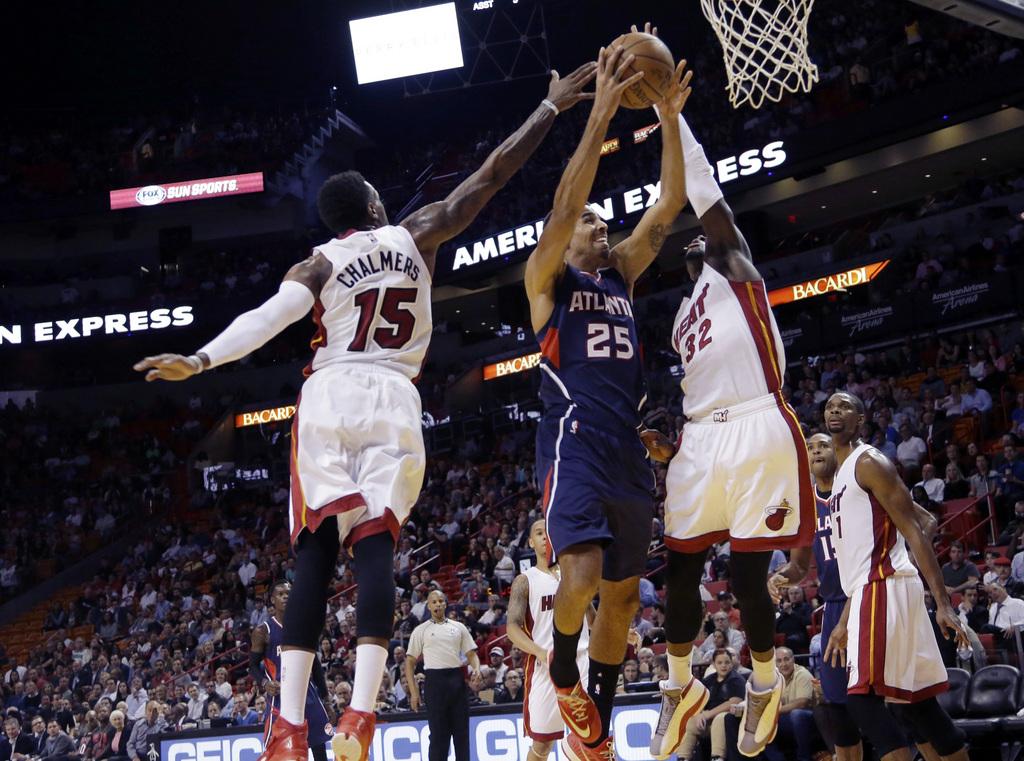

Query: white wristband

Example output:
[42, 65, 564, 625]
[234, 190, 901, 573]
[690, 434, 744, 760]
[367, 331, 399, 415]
[541, 99, 559, 116]
[186, 355, 204, 374]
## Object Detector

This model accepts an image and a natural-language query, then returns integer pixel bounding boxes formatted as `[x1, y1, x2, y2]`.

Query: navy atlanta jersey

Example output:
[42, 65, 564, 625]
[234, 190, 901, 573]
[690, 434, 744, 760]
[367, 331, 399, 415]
[262, 618, 333, 745]
[812, 487, 845, 602]
[536, 265, 646, 430]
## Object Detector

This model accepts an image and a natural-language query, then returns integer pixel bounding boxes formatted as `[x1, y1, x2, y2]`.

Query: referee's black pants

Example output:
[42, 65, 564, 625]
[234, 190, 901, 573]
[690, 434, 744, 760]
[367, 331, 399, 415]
[424, 667, 469, 761]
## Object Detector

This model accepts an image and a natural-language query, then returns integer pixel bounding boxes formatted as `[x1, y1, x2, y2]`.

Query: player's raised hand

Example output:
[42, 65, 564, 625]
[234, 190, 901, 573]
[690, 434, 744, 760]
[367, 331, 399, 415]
[640, 429, 676, 463]
[655, 59, 693, 118]
[935, 604, 970, 649]
[823, 620, 847, 668]
[767, 572, 791, 604]
[546, 61, 598, 112]
[133, 353, 202, 382]
[630, 22, 658, 37]
[593, 45, 644, 119]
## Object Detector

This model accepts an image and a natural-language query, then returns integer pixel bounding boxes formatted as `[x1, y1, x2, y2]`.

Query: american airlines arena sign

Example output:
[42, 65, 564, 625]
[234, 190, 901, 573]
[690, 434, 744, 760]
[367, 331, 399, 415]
[109, 172, 264, 210]
[449, 141, 787, 272]
[0, 307, 194, 346]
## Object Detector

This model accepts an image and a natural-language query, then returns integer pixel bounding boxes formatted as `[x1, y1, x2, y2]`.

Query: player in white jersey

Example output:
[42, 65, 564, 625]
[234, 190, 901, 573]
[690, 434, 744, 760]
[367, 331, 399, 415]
[506, 520, 592, 760]
[648, 113, 813, 760]
[822, 392, 969, 761]
[132, 64, 598, 761]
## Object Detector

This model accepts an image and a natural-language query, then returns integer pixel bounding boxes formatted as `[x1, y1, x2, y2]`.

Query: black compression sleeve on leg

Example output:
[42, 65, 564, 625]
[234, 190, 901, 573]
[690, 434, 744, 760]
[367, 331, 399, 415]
[549, 625, 583, 689]
[892, 698, 965, 757]
[663, 550, 707, 645]
[310, 745, 328, 761]
[728, 551, 776, 653]
[585, 658, 621, 747]
[826, 703, 863, 749]
[352, 532, 397, 639]
[845, 694, 909, 759]
[282, 517, 340, 650]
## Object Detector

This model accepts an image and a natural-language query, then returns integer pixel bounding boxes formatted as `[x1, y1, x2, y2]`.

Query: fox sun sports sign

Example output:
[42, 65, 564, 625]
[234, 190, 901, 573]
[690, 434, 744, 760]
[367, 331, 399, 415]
[160, 702, 660, 761]
[447, 141, 786, 273]
[109, 172, 264, 210]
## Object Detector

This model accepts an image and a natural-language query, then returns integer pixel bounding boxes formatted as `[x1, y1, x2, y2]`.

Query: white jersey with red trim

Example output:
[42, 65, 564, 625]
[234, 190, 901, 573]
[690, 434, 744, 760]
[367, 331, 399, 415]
[524, 565, 590, 654]
[306, 225, 431, 380]
[670, 264, 786, 421]
[827, 442, 917, 596]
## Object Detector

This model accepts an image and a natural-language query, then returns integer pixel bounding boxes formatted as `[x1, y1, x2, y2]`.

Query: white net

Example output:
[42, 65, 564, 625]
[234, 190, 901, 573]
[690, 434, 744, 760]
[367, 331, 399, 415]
[701, 0, 819, 110]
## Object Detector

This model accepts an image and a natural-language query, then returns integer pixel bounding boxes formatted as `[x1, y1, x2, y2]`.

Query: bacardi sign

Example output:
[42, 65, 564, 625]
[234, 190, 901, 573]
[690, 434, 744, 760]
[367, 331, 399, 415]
[483, 352, 541, 380]
[768, 260, 890, 306]
[234, 405, 296, 428]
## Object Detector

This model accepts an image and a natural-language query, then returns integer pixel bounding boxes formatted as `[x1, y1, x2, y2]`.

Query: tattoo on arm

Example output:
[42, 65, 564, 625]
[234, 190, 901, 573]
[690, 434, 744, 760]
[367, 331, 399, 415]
[507, 575, 529, 627]
[647, 223, 667, 253]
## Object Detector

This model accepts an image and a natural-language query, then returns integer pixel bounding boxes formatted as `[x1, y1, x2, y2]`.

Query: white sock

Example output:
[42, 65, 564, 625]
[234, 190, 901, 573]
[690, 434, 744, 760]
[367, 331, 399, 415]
[350, 643, 388, 713]
[280, 649, 315, 724]
[750, 654, 776, 691]
[666, 651, 692, 689]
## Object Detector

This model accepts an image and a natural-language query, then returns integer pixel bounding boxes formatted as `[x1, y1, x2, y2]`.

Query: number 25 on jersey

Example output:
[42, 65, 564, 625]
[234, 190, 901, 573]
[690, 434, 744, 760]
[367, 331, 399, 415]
[586, 323, 634, 359]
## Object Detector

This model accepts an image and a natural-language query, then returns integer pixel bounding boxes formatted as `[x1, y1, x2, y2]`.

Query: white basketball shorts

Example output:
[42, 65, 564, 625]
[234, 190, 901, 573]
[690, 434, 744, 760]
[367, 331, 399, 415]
[664, 391, 814, 553]
[847, 573, 949, 702]
[523, 651, 589, 741]
[289, 362, 425, 548]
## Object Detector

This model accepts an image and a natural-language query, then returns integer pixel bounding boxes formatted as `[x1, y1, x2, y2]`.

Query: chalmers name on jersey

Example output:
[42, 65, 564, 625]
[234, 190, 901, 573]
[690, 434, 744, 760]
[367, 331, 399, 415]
[536, 266, 646, 430]
[827, 442, 917, 595]
[671, 264, 786, 420]
[812, 487, 845, 603]
[305, 225, 432, 380]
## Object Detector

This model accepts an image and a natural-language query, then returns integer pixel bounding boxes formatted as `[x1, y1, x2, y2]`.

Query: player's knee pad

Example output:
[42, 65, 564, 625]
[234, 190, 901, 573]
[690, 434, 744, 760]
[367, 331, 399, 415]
[895, 698, 965, 757]
[845, 694, 909, 759]
[282, 518, 340, 650]
[825, 703, 862, 749]
[353, 531, 396, 639]
[663, 550, 707, 644]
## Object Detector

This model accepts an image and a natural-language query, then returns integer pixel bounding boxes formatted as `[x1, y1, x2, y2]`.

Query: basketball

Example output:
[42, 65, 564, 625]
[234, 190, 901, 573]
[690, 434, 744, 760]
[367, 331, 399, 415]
[610, 31, 675, 109]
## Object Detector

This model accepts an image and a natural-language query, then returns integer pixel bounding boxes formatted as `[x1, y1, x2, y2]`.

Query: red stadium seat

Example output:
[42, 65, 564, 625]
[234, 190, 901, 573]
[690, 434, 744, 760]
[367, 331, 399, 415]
[706, 580, 729, 597]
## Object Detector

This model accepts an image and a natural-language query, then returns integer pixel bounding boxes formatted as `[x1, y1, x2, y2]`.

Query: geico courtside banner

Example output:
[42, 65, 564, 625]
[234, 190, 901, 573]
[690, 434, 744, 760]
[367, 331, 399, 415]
[159, 701, 660, 761]
[110, 172, 264, 210]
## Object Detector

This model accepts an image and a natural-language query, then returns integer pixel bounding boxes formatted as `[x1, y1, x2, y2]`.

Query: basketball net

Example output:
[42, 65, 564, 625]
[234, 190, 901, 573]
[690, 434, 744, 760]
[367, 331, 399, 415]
[701, 0, 819, 110]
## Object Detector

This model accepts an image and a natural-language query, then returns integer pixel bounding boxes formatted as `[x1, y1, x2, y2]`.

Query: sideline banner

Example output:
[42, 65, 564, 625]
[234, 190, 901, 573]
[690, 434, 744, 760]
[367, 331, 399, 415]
[158, 698, 660, 761]
[110, 172, 264, 210]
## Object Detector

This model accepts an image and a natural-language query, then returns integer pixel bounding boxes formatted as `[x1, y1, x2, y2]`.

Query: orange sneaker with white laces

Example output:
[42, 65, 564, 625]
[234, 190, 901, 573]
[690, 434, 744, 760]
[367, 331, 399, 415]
[331, 707, 376, 761]
[554, 681, 602, 746]
[257, 717, 308, 761]
[559, 733, 616, 761]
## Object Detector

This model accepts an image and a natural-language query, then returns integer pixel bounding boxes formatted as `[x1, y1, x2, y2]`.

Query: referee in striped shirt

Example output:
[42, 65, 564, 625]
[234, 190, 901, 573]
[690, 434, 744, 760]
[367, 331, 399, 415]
[405, 590, 481, 761]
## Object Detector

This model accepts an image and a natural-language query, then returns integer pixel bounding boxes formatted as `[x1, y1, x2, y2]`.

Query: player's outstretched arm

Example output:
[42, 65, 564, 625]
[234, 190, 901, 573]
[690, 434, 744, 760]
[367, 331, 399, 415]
[856, 449, 970, 648]
[611, 43, 691, 288]
[400, 63, 597, 273]
[132, 254, 330, 382]
[526, 46, 643, 330]
[768, 546, 812, 603]
[506, 574, 546, 660]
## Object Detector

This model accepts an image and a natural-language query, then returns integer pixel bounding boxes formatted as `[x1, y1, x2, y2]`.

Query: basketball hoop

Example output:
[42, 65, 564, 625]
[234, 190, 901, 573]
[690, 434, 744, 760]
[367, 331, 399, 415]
[701, 0, 819, 110]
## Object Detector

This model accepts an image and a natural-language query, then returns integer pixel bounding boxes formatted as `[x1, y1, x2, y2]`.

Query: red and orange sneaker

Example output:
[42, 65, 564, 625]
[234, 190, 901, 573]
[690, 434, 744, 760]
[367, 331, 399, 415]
[559, 733, 617, 761]
[257, 717, 308, 761]
[554, 681, 602, 746]
[331, 707, 376, 761]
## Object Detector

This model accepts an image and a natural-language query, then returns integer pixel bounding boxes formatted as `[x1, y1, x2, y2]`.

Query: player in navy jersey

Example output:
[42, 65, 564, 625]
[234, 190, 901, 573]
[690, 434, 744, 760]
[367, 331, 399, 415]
[250, 583, 333, 761]
[770, 434, 939, 761]
[523, 33, 692, 760]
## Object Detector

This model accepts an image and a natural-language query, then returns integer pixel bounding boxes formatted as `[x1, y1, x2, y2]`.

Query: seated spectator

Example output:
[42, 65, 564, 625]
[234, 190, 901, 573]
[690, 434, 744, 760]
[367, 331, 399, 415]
[717, 592, 742, 630]
[990, 557, 1024, 598]
[915, 464, 945, 503]
[486, 647, 508, 682]
[969, 455, 997, 499]
[493, 671, 524, 704]
[957, 585, 989, 632]
[763, 647, 817, 761]
[1, 716, 34, 761]
[996, 500, 1024, 545]
[776, 587, 812, 652]
[125, 702, 166, 761]
[203, 699, 230, 729]
[896, 423, 927, 477]
[941, 541, 980, 594]
[616, 660, 641, 694]
[919, 367, 946, 399]
[675, 649, 744, 761]
[230, 698, 259, 726]
[942, 463, 969, 500]
[996, 447, 1024, 507]
[961, 378, 993, 417]
[981, 582, 1024, 643]
[98, 711, 130, 761]
[697, 612, 745, 662]
[40, 720, 76, 761]
[938, 384, 963, 418]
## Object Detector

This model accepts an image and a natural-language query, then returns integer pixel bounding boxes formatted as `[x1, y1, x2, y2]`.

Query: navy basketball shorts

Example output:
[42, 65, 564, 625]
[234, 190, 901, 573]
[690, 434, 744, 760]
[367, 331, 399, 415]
[536, 408, 655, 582]
[820, 598, 850, 704]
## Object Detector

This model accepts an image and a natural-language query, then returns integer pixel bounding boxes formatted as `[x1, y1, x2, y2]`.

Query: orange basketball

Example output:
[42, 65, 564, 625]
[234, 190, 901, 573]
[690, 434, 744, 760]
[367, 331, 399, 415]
[610, 31, 675, 110]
